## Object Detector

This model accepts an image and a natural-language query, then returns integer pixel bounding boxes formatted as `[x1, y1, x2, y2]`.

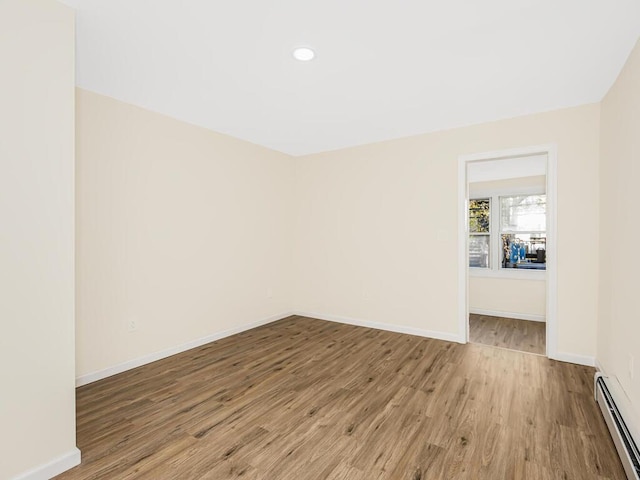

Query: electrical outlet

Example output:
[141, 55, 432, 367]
[127, 319, 139, 333]
[629, 354, 635, 380]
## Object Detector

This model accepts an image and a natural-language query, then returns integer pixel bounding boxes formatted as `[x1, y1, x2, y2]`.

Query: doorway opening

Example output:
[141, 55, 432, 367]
[457, 145, 557, 358]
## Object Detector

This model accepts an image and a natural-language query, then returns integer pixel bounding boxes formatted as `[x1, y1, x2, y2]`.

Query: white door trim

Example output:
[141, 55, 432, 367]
[457, 144, 558, 359]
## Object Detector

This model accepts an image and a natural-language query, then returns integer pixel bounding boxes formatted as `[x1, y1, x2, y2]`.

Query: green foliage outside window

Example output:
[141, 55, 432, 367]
[469, 199, 490, 233]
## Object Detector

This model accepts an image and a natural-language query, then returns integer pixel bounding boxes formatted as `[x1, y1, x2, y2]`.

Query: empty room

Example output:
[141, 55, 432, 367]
[2, 1, 640, 479]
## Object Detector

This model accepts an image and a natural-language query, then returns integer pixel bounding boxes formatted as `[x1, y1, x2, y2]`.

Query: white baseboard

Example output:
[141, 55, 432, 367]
[294, 311, 463, 344]
[75, 308, 593, 386]
[76, 312, 294, 387]
[552, 352, 596, 367]
[297, 311, 597, 369]
[469, 308, 546, 323]
[11, 447, 81, 480]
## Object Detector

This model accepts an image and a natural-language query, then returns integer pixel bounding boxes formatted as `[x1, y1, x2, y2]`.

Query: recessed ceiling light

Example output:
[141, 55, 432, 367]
[292, 47, 315, 62]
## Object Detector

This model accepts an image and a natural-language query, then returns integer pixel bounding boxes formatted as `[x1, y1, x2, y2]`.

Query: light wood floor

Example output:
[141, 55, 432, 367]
[469, 313, 546, 355]
[56, 315, 624, 480]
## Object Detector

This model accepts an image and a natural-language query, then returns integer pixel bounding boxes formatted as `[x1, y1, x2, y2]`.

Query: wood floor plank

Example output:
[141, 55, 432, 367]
[469, 313, 546, 355]
[56, 315, 625, 479]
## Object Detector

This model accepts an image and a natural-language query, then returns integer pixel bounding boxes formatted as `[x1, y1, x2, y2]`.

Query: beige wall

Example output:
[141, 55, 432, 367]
[76, 89, 295, 378]
[293, 104, 600, 359]
[0, 1, 78, 479]
[598, 39, 640, 433]
[469, 175, 546, 320]
[469, 277, 546, 320]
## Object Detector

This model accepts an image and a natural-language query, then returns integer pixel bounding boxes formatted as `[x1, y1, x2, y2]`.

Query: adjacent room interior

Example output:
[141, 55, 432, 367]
[2, 1, 639, 479]
[467, 154, 548, 356]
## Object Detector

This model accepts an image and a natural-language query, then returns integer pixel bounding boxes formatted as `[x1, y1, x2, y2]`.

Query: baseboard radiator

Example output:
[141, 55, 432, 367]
[594, 373, 640, 479]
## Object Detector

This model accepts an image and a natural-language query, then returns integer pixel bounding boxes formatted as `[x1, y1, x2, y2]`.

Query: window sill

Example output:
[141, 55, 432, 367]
[469, 267, 546, 281]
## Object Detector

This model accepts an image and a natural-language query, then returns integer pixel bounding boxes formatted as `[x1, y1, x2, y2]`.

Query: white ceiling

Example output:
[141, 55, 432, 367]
[61, 0, 640, 156]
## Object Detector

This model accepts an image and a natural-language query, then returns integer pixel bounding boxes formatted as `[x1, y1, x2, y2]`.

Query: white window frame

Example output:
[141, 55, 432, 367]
[469, 185, 546, 281]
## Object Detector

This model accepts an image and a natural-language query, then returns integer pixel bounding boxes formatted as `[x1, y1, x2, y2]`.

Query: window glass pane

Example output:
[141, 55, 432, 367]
[500, 195, 546, 232]
[501, 233, 546, 270]
[469, 199, 490, 233]
[469, 234, 490, 268]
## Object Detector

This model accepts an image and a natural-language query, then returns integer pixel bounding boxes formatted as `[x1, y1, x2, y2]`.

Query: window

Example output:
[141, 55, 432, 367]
[469, 199, 490, 268]
[500, 195, 546, 270]
[469, 194, 546, 272]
